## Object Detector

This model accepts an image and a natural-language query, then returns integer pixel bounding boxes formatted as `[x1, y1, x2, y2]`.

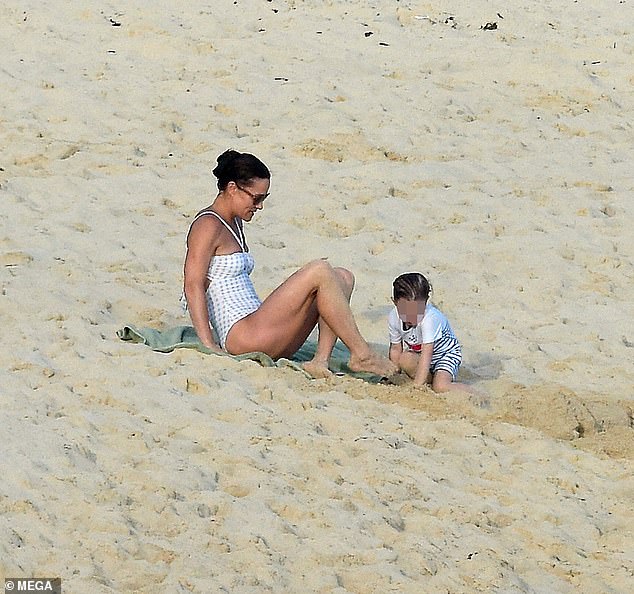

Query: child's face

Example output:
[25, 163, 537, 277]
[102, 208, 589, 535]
[394, 298, 426, 328]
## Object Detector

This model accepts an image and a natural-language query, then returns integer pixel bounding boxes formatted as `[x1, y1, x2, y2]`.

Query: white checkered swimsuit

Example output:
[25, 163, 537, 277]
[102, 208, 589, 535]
[182, 210, 262, 349]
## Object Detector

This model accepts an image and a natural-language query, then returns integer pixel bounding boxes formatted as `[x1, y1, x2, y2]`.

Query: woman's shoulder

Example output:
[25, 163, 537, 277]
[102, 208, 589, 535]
[187, 210, 225, 245]
[192, 208, 221, 222]
[190, 210, 225, 231]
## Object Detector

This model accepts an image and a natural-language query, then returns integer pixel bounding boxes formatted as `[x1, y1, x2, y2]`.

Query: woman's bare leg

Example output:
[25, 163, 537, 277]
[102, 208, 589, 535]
[226, 259, 397, 377]
[301, 267, 354, 378]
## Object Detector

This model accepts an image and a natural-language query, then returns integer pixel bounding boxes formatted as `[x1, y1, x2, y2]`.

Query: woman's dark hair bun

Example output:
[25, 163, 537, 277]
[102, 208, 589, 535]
[211, 149, 270, 190]
[213, 149, 240, 175]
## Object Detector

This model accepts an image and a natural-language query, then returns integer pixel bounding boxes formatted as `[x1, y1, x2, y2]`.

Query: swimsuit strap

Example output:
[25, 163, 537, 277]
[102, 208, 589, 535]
[236, 219, 247, 251]
[192, 210, 246, 252]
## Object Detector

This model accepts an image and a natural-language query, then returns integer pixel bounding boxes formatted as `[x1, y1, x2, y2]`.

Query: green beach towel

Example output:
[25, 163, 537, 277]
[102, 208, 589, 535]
[117, 325, 385, 383]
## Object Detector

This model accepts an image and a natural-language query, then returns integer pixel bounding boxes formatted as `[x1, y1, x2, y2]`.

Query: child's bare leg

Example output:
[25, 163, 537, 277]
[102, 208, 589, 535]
[303, 267, 354, 378]
[397, 351, 422, 379]
[431, 370, 474, 394]
[432, 371, 489, 407]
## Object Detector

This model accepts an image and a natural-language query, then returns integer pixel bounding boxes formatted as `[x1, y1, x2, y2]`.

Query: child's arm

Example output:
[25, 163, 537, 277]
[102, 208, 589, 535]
[389, 342, 403, 365]
[413, 342, 434, 385]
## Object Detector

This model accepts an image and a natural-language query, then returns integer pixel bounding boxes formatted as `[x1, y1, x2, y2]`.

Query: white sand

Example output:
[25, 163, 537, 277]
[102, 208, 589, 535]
[1, 0, 633, 592]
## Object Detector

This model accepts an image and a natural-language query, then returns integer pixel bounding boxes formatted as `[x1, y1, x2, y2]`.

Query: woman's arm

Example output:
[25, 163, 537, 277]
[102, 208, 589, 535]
[183, 219, 222, 351]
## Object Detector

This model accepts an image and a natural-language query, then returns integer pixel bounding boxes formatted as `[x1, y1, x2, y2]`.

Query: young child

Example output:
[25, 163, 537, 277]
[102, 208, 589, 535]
[388, 272, 471, 393]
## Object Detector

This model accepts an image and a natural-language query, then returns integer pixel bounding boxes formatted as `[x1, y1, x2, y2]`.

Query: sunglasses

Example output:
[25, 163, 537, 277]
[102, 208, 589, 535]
[235, 182, 269, 206]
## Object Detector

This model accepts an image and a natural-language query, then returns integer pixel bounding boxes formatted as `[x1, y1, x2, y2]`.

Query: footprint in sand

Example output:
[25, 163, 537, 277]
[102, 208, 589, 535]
[1, 251, 33, 266]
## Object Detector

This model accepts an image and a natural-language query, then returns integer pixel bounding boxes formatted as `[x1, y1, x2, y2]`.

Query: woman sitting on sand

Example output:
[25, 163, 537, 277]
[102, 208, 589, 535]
[181, 149, 396, 378]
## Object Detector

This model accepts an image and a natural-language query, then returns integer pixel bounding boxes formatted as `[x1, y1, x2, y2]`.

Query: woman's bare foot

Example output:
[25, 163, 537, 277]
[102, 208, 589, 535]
[348, 350, 398, 377]
[302, 359, 333, 379]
